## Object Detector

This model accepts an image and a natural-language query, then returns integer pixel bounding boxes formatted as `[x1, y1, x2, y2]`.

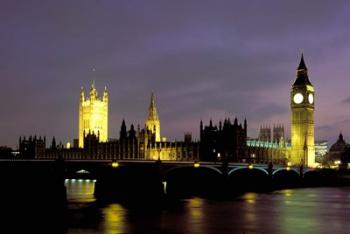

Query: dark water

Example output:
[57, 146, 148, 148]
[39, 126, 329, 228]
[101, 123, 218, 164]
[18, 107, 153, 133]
[66, 179, 350, 234]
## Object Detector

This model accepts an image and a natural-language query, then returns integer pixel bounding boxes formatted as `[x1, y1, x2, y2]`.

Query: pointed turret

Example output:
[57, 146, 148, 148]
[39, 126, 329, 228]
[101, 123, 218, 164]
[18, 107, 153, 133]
[90, 81, 98, 100]
[297, 53, 307, 70]
[147, 92, 159, 121]
[103, 86, 108, 102]
[129, 124, 136, 139]
[293, 53, 312, 86]
[51, 137, 56, 149]
[120, 119, 127, 140]
[80, 87, 85, 102]
[145, 93, 161, 142]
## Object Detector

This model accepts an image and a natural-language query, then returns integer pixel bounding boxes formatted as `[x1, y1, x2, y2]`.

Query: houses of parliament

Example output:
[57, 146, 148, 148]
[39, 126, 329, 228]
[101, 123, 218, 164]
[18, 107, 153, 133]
[20, 54, 316, 167]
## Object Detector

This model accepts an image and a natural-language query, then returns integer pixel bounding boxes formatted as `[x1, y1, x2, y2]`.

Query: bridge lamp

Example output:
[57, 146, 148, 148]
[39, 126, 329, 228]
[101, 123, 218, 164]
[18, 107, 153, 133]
[248, 164, 253, 170]
[112, 161, 119, 168]
[194, 162, 200, 168]
[287, 161, 292, 166]
[286, 166, 291, 171]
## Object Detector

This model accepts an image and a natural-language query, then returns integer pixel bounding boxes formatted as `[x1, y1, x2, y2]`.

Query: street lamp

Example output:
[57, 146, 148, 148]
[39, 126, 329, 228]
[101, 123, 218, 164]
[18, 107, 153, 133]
[111, 161, 119, 168]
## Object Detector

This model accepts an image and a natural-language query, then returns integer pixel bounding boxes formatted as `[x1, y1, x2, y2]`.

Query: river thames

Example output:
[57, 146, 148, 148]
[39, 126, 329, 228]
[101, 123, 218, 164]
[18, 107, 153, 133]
[65, 179, 350, 234]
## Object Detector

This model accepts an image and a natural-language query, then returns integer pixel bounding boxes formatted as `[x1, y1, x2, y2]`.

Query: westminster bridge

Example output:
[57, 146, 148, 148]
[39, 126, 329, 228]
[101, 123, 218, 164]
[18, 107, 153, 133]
[0, 159, 341, 199]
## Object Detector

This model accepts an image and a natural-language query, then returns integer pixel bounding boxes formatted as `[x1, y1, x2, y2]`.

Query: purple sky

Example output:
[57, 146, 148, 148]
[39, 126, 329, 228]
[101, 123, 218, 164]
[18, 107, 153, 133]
[1, 0, 350, 148]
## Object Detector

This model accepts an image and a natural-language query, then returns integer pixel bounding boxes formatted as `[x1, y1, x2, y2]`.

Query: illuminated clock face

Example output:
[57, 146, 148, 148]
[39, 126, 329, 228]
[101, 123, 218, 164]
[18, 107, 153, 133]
[308, 93, 314, 104]
[293, 93, 304, 104]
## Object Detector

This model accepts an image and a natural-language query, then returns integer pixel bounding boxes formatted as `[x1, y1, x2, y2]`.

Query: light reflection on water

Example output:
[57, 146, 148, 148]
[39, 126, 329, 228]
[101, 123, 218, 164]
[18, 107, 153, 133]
[66, 181, 350, 234]
[103, 204, 127, 234]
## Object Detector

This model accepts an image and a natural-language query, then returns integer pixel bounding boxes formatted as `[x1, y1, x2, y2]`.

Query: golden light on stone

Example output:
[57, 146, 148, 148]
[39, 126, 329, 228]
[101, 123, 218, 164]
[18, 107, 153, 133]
[79, 82, 108, 148]
[291, 54, 315, 167]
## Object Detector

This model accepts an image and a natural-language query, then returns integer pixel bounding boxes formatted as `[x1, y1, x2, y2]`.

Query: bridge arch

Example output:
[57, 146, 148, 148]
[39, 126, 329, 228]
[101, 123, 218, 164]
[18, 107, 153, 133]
[165, 165, 223, 177]
[272, 167, 300, 176]
[228, 166, 269, 176]
[272, 167, 301, 188]
[228, 166, 270, 192]
[165, 164, 223, 197]
[303, 168, 314, 175]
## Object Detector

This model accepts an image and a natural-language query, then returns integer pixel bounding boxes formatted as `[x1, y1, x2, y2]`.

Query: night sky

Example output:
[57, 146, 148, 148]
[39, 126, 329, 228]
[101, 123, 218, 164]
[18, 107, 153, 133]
[1, 0, 350, 148]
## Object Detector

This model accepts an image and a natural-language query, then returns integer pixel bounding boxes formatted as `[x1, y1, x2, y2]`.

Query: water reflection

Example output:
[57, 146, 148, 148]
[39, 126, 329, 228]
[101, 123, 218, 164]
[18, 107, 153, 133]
[186, 197, 205, 233]
[243, 192, 257, 204]
[65, 181, 350, 234]
[103, 204, 127, 234]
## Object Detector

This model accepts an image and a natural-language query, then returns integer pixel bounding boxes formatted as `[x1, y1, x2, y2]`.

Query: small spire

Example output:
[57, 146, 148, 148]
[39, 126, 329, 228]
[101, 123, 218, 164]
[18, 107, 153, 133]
[297, 53, 307, 70]
[293, 52, 312, 86]
[147, 92, 159, 121]
[339, 133, 344, 141]
[151, 92, 155, 106]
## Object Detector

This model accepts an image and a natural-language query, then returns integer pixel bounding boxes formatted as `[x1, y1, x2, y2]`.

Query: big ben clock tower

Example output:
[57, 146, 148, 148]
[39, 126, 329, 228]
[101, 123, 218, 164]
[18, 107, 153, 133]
[291, 54, 315, 167]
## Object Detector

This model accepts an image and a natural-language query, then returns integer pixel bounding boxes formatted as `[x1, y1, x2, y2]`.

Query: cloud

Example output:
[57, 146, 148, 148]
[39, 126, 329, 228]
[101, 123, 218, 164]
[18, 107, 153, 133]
[341, 97, 350, 104]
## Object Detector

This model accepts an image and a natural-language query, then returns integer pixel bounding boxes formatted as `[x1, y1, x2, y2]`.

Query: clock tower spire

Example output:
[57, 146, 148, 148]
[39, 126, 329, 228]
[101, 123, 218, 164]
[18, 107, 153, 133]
[290, 53, 315, 167]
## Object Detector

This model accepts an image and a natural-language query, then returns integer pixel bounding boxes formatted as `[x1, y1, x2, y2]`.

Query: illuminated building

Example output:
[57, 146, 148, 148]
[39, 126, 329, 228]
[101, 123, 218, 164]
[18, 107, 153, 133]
[41, 92, 199, 161]
[141, 93, 199, 160]
[79, 82, 108, 148]
[290, 54, 315, 167]
[246, 124, 289, 164]
[246, 138, 290, 164]
[145, 93, 161, 142]
[315, 140, 328, 163]
[143, 134, 199, 161]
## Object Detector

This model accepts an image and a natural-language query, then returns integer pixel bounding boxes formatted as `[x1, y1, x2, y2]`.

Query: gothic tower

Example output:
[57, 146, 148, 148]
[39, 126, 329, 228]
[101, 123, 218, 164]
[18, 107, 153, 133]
[79, 82, 108, 148]
[145, 93, 161, 142]
[291, 54, 315, 167]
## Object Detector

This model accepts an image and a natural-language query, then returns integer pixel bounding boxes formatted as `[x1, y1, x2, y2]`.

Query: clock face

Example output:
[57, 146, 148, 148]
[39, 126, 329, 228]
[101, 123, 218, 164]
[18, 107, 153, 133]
[293, 93, 304, 104]
[308, 93, 314, 104]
